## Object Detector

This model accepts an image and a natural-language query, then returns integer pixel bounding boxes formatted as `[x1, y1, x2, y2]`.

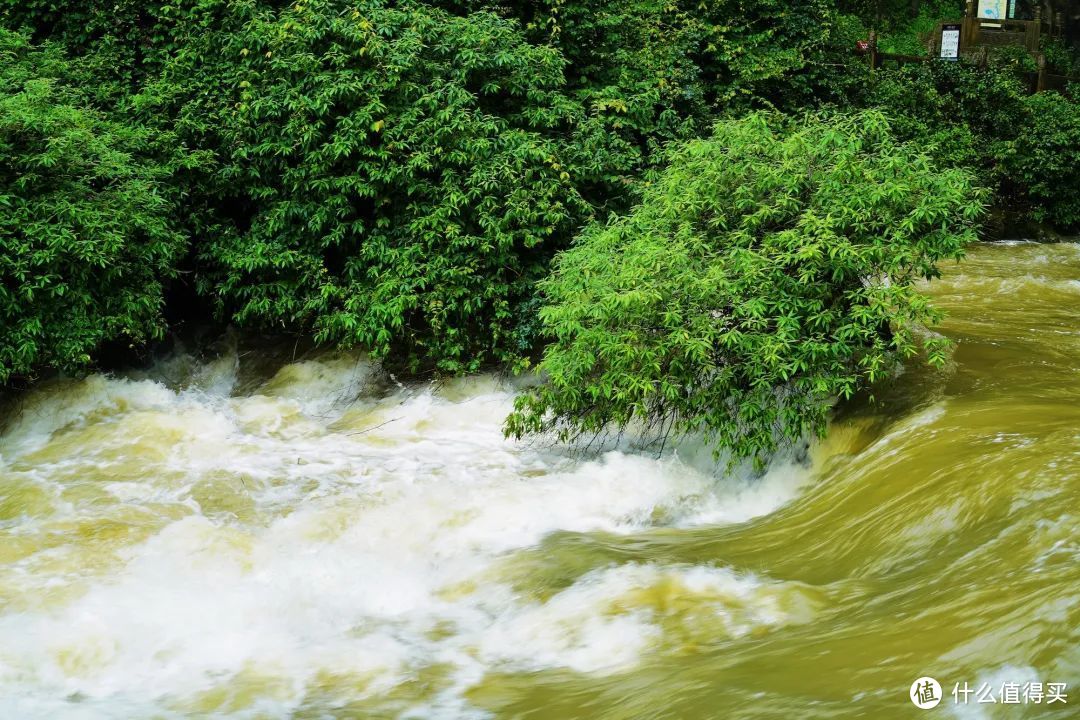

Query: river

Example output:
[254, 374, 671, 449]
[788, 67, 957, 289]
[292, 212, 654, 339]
[0, 241, 1077, 719]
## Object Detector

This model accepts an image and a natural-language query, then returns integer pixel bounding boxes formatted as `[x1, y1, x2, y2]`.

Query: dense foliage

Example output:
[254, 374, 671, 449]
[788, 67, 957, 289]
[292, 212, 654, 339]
[999, 91, 1080, 228]
[146, 0, 588, 374]
[837, 0, 963, 55]
[864, 61, 1026, 173]
[505, 112, 985, 463]
[863, 61, 1080, 230]
[444, 0, 858, 201]
[1, 0, 1076, 461]
[0, 29, 185, 383]
[133, 0, 858, 374]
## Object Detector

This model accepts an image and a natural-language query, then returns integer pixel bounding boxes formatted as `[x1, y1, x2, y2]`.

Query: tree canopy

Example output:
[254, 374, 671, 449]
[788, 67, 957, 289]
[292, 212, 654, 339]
[2, 0, 1077, 463]
[145, 0, 589, 374]
[506, 112, 986, 463]
[0, 29, 186, 383]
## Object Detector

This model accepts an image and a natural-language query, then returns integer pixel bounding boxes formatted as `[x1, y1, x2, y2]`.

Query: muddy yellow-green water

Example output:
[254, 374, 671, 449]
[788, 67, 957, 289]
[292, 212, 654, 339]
[1, 241, 1078, 719]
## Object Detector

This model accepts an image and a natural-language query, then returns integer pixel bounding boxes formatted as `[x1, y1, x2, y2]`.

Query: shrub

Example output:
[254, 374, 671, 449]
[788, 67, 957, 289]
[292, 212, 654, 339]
[864, 61, 1080, 230]
[146, 0, 591, 374]
[0, 29, 185, 383]
[3, 0, 883, 380]
[864, 62, 1027, 173]
[999, 92, 1080, 230]
[0, 0, 174, 94]
[438, 0, 860, 210]
[505, 111, 985, 465]
[876, 1, 965, 56]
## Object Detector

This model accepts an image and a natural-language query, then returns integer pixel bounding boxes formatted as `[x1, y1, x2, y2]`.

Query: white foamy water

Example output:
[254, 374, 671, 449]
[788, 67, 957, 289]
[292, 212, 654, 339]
[0, 354, 814, 719]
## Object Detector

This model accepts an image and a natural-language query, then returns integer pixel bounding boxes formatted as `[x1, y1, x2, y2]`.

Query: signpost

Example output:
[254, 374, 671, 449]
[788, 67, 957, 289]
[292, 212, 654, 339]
[940, 23, 961, 60]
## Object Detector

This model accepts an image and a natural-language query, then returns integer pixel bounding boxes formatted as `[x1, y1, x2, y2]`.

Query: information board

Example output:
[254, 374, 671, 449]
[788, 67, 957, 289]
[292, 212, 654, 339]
[978, 0, 1008, 19]
[940, 24, 961, 59]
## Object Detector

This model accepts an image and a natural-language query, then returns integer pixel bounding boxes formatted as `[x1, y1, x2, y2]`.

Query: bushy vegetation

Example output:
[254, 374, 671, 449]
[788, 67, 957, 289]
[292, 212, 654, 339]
[864, 61, 1026, 173]
[147, 0, 588, 374]
[3, 0, 860, 380]
[875, 1, 964, 56]
[0, 29, 186, 383]
[863, 61, 1080, 230]
[1, 0, 1076, 458]
[999, 91, 1080, 228]
[506, 112, 984, 464]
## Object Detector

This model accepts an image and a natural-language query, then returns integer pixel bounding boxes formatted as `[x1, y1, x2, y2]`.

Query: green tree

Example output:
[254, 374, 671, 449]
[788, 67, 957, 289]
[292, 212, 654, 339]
[144, 0, 590, 374]
[0, 29, 186, 383]
[465, 0, 861, 209]
[506, 111, 985, 465]
[864, 61, 1080, 231]
[998, 91, 1080, 229]
[0, 0, 174, 96]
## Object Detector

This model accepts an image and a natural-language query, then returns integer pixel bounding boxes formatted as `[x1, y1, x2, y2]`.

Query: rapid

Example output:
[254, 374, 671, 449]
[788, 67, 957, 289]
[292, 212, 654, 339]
[0, 241, 1078, 719]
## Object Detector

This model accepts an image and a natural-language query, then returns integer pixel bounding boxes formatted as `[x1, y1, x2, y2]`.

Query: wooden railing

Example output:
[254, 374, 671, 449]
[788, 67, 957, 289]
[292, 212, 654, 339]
[860, 42, 1079, 97]
[928, 18, 1044, 56]
[861, 1, 1079, 94]
[960, 17, 1042, 52]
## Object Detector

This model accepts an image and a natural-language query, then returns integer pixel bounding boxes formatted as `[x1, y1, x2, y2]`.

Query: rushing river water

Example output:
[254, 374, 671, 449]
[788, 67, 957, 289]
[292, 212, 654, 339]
[0, 241, 1078, 719]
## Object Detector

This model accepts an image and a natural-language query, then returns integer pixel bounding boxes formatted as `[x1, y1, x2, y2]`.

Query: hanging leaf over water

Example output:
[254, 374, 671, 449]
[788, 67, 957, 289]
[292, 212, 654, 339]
[506, 111, 986, 465]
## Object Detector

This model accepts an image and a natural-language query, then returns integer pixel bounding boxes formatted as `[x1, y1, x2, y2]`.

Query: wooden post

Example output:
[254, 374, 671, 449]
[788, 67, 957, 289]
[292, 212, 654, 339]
[962, 0, 976, 49]
[1034, 4, 1043, 54]
[1037, 52, 1047, 92]
[869, 30, 879, 73]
